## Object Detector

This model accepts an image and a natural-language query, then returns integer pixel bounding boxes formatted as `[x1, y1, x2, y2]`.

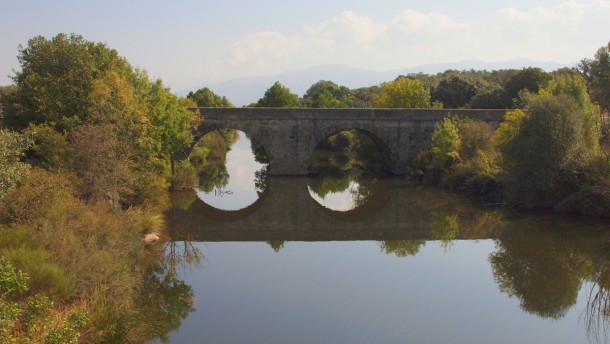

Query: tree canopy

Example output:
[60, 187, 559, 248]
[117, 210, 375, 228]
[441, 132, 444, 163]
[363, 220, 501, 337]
[431, 74, 476, 108]
[302, 80, 352, 108]
[579, 41, 610, 115]
[256, 81, 301, 107]
[3, 33, 199, 206]
[373, 77, 433, 108]
[187, 87, 233, 107]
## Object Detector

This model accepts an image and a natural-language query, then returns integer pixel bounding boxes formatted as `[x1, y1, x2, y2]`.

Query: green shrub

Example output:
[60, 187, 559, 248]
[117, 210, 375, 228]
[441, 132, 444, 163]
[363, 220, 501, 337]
[1, 248, 74, 300]
[0, 257, 29, 297]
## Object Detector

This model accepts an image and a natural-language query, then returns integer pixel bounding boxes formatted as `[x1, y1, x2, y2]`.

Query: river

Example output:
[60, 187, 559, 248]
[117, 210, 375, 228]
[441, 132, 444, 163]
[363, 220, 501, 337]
[156, 130, 610, 344]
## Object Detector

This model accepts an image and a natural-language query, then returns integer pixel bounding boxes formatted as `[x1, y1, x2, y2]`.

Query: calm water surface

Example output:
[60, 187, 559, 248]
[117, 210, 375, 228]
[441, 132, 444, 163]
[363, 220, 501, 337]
[157, 131, 610, 344]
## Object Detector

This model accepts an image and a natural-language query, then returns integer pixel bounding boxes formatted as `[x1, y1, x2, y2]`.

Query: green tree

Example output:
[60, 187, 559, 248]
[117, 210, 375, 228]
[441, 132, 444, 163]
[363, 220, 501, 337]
[373, 77, 433, 108]
[146, 80, 201, 173]
[187, 87, 233, 107]
[469, 83, 506, 109]
[3, 33, 131, 131]
[504, 67, 552, 108]
[302, 80, 352, 108]
[0, 86, 16, 127]
[350, 86, 381, 108]
[540, 74, 601, 150]
[256, 81, 300, 107]
[500, 94, 591, 208]
[430, 116, 461, 170]
[431, 74, 476, 108]
[579, 41, 610, 116]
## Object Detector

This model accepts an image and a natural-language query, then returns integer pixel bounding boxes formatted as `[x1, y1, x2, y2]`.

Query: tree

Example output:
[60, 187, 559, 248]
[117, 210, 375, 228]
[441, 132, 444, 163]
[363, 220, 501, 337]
[469, 83, 506, 109]
[302, 80, 352, 108]
[500, 94, 591, 208]
[579, 41, 610, 115]
[256, 81, 300, 107]
[0, 85, 16, 127]
[430, 116, 461, 170]
[540, 73, 601, 150]
[69, 71, 147, 205]
[350, 86, 381, 108]
[431, 74, 476, 108]
[373, 77, 433, 108]
[187, 87, 233, 107]
[146, 80, 201, 174]
[3, 33, 131, 131]
[504, 67, 552, 108]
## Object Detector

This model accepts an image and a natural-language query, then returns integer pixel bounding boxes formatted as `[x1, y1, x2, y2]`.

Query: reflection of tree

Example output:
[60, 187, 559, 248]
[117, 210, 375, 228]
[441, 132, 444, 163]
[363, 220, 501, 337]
[164, 238, 204, 275]
[249, 134, 269, 165]
[135, 234, 203, 343]
[584, 247, 610, 343]
[245, 132, 270, 196]
[308, 129, 384, 209]
[254, 166, 268, 196]
[171, 189, 197, 211]
[379, 240, 426, 257]
[137, 262, 196, 344]
[197, 161, 229, 192]
[190, 129, 239, 192]
[267, 241, 285, 252]
[489, 228, 583, 319]
[429, 212, 459, 250]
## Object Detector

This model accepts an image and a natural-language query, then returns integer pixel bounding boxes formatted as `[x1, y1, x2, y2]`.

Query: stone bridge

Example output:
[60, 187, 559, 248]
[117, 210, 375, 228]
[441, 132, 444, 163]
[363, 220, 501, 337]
[189, 108, 507, 176]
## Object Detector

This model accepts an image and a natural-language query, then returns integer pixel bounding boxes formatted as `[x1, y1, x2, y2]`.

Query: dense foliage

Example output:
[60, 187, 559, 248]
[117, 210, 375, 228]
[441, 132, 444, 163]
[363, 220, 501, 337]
[0, 33, 197, 342]
[187, 87, 234, 108]
[410, 49, 610, 216]
[255, 81, 301, 107]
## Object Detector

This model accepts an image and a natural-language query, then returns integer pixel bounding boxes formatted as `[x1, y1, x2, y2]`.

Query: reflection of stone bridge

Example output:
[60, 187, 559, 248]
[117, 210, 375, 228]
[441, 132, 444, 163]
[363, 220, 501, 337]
[191, 108, 506, 176]
[167, 177, 502, 242]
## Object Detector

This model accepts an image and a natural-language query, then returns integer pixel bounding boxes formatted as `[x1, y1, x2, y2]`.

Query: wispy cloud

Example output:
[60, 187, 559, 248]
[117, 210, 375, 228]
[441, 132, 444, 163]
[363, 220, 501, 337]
[202, 1, 609, 83]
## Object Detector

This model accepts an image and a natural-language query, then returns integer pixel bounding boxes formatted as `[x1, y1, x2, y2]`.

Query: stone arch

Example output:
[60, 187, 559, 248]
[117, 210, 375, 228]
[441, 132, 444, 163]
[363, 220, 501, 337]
[188, 122, 274, 173]
[311, 126, 397, 175]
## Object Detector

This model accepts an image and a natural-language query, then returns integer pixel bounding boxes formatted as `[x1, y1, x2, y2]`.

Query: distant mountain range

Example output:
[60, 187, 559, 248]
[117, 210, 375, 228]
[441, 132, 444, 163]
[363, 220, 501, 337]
[187, 60, 571, 107]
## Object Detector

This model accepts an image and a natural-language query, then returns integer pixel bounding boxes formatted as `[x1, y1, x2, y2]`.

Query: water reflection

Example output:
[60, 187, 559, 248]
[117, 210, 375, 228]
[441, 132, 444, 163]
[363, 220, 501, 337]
[190, 129, 268, 211]
[138, 230, 203, 343]
[164, 178, 610, 343]
[307, 129, 385, 211]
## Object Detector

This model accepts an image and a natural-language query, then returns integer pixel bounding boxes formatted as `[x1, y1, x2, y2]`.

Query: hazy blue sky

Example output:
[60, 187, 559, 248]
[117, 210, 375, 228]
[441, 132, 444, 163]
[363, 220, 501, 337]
[1, 0, 609, 92]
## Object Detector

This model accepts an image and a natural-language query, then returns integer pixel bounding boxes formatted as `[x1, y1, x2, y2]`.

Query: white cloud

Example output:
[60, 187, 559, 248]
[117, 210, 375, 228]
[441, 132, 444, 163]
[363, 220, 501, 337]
[389, 10, 471, 35]
[230, 31, 303, 68]
[206, 2, 610, 82]
[498, 2, 586, 30]
[215, 9, 474, 77]
[305, 11, 387, 51]
[491, 1, 610, 62]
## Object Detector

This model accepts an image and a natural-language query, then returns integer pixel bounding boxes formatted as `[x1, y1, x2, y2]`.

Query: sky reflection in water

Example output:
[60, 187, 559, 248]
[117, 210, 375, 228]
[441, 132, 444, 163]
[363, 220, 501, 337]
[195, 132, 267, 211]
